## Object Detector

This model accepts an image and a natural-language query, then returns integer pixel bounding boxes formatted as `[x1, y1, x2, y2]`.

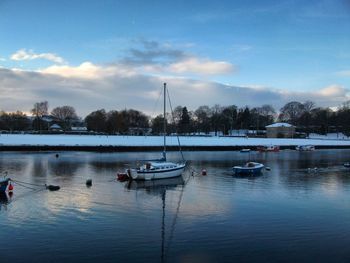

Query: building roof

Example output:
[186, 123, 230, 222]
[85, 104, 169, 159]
[266, 122, 294, 128]
[50, 124, 62, 129]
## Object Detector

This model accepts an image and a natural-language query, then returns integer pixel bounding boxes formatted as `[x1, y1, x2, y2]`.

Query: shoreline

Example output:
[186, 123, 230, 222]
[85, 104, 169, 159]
[1, 144, 350, 152]
[1, 134, 350, 152]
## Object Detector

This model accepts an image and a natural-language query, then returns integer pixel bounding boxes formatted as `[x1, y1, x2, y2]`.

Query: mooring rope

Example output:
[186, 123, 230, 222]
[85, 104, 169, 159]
[12, 181, 40, 191]
[187, 165, 201, 176]
[11, 179, 46, 187]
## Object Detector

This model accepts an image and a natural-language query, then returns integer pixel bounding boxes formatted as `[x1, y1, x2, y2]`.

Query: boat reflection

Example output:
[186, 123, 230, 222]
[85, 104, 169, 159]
[125, 176, 185, 263]
[126, 176, 185, 193]
[0, 192, 9, 211]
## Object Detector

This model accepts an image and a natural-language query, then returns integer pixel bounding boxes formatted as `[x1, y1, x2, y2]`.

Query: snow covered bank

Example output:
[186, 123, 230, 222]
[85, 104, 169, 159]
[308, 133, 350, 140]
[0, 134, 350, 149]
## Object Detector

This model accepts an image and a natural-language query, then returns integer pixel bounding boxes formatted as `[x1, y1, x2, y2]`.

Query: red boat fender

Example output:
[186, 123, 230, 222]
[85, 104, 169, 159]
[8, 182, 14, 192]
[117, 172, 129, 181]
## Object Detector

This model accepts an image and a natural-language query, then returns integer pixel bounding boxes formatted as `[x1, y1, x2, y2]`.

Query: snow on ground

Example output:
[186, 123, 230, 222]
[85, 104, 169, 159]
[0, 134, 350, 147]
[308, 133, 350, 140]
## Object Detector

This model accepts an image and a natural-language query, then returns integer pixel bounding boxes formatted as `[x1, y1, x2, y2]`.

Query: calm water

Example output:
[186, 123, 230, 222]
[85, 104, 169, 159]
[1, 150, 350, 263]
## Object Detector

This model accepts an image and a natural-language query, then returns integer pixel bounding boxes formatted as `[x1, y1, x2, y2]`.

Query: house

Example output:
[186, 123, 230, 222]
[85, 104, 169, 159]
[49, 124, 63, 132]
[266, 123, 295, 138]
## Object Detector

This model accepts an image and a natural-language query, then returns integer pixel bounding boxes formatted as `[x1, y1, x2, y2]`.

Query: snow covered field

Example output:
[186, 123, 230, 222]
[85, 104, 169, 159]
[0, 134, 350, 147]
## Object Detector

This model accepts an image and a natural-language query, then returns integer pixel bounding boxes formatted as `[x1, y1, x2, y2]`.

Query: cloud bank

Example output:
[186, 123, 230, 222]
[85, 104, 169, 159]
[0, 62, 348, 117]
[1, 40, 348, 117]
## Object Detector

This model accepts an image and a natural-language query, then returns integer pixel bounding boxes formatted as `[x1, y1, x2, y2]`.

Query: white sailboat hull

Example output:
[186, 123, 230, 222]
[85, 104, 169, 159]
[129, 164, 186, 181]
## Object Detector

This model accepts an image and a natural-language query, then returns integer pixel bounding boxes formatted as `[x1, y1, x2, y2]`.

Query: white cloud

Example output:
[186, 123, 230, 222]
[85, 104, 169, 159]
[168, 57, 235, 75]
[0, 57, 6, 62]
[40, 62, 136, 79]
[139, 57, 235, 76]
[10, 49, 65, 64]
[318, 85, 347, 97]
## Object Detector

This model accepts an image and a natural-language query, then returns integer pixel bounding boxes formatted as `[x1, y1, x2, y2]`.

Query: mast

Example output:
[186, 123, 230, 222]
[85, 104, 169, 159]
[163, 83, 167, 161]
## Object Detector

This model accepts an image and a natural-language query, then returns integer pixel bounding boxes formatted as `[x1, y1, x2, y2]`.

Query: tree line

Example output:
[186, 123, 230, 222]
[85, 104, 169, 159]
[1, 100, 350, 136]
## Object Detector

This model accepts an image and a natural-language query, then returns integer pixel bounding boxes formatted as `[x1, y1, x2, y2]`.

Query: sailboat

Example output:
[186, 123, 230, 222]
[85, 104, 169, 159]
[127, 83, 186, 180]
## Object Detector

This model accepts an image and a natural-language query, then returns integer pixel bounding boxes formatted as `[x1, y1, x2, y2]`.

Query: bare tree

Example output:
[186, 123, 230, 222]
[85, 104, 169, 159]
[31, 101, 48, 131]
[340, 100, 350, 110]
[194, 105, 212, 134]
[260, 104, 276, 118]
[31, 101, 48, 118]
[172, 106, 183, 125]
[51, 106, 77, 121]
[303, 100, 315, 113]
[279, 101, 304, 125]
[51, 105, 78, 130]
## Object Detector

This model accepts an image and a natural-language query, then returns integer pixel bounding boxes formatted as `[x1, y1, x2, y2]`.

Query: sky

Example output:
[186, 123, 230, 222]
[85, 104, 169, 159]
[0, 0, 350, 117]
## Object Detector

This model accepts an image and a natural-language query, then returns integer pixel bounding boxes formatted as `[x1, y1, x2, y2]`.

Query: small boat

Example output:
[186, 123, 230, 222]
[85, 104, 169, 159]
[128, 83, 186, 181]
[296, 145, 315, 151]
[343, 162, 350, 168]
[257, 145, 279, 152]
[233, 162, 264, 176]
[0, 178, 10, 193]
[128, 161, 186, 181]
[240, 148, 251, 153]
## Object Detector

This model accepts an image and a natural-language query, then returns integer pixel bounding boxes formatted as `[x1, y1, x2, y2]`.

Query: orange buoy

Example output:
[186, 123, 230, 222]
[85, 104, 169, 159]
[8, 182, 14, 192]
[201, 169, 207, 176]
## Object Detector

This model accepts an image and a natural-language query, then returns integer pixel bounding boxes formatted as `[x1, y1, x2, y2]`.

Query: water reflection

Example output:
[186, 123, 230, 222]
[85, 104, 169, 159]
[279, 167, 350, 194]
[88, 161, 120, 173]
[48, 158, 82, 176]
[31, 158, 48, 177]
[0, 192, 9, 211]
[0, 154, 28, 174]
[1, 150, 350, 263]
[126, 176, 185, 194]
[126, 176, 186, 263]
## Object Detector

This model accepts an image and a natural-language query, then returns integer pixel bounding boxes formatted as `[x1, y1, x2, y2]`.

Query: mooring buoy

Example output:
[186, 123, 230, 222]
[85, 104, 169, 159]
[86, 179, 92, 186]
[46, 184, 60, 191]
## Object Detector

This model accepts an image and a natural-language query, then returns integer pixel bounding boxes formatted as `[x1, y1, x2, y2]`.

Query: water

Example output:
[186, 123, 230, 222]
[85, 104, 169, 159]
[1, 150, 350, 263]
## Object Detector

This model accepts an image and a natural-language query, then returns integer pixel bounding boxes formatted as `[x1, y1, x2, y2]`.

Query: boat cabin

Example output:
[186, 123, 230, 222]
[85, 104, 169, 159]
[139, 162, 179, 171]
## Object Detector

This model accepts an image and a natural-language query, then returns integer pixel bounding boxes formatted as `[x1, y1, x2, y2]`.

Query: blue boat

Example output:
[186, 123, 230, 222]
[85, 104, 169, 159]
[233, 162, 264, 176]
[0, 178, 10, 193]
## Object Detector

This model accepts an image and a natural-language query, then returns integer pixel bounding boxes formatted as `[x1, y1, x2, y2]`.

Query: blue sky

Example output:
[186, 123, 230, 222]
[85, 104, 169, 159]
[0, 0, 350, 116]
